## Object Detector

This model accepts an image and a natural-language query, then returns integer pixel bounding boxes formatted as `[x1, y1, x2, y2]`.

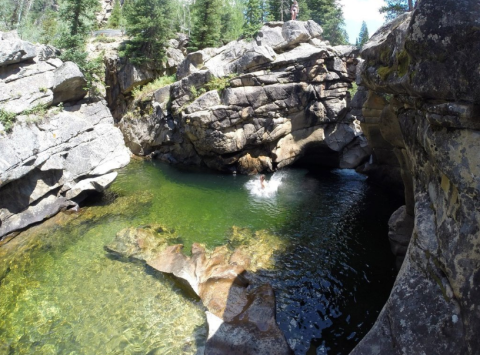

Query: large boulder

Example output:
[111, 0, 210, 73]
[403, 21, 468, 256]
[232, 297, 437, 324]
[52, 61, 88, 104]
[0, 31, 36, 67]
[0, 35, 87, 114]
[256, 20, 323, 51]
[0, 100, 130, 238]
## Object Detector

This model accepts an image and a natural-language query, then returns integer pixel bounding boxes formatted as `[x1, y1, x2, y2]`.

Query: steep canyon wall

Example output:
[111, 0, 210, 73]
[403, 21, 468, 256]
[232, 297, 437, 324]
[0, 32, 130, 240]
[352, 0, 480, 353]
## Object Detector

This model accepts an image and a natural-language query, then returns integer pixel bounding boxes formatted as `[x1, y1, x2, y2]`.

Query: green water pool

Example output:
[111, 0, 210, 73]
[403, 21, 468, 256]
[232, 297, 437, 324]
[0, 160, 400, 354]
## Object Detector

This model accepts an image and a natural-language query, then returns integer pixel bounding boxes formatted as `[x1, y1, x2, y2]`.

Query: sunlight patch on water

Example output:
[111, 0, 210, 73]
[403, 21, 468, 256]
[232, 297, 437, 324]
[0, 193, 206, 355]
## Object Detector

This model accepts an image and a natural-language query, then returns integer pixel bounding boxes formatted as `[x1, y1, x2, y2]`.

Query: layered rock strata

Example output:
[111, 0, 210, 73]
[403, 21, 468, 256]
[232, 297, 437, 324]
[112, 21, 371, 174]
[352, 1, 480, 353]
[106, 225, 292, 355]
[0, 33, 130, 240]
[105, 33, 188, 119]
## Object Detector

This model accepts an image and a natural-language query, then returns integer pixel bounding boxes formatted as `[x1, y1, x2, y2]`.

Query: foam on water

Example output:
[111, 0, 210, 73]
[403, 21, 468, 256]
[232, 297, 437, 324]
[245, 172, 284, 198]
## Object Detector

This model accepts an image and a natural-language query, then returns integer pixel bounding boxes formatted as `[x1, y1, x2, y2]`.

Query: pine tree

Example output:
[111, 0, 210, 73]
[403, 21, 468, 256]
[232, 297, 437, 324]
[56, 0, 102, 96]
[189, 0, 223, 50]
[220, 0, 244, 43]
[56, 0, 98, 51]
[306, 0, 348, 45]
[266, 0, 285, 21]
[297, 1, 311, 21]
[357, 20, 369, 47]
[379, 0, 415, 22]
[122, 0, 173, 66]
[107, 0, 122, 29]
[242, 0, 263, 38]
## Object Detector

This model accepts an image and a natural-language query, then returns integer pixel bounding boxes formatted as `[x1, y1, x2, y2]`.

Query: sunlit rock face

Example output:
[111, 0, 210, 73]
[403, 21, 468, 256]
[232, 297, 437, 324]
[104, 33, 188, 120]
[106, 225, 292, 355]
[113, 21, 371, 174]
[0, 33, 130, 239]
[351, 1, 480, 354]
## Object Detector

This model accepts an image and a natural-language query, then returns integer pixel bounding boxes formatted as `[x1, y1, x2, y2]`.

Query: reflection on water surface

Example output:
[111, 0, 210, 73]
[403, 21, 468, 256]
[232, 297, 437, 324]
[0, 161, 400, 354]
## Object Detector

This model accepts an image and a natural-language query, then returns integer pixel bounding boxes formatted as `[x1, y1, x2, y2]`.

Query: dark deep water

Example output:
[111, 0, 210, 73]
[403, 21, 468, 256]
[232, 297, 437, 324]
[0, 161, 401, 355]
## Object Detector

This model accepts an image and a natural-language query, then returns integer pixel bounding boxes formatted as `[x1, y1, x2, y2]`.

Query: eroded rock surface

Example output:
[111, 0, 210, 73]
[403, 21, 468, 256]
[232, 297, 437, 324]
[106, 225, 291, 355]
[351, 1, 480, 354]
[0, 32, 87, 114]
[0, 33, 130, 239]
[112, 21, 371, 174]
[104, 34, 187, 119]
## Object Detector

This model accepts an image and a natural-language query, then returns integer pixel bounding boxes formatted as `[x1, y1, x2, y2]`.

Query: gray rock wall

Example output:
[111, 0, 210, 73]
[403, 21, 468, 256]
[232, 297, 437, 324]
[0, 33, 130, 240]
[115, 21, 371, 174]
[351, 1, 480, 353]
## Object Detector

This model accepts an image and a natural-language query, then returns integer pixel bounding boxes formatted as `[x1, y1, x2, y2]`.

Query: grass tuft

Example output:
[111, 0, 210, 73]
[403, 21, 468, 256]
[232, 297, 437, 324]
[132, 75, 176, 101]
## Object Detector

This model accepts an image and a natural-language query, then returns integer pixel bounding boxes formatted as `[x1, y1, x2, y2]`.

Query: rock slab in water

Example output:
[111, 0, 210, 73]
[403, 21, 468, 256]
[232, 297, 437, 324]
[105, 225, 292, 355]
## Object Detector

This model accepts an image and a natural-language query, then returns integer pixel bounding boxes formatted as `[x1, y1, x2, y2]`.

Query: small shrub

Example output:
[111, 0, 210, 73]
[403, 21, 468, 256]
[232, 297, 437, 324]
[348, 82, 358, 98]
[204, 74, 237, 93]
[39, 87, 48, 93]
[23, 103, 48, 117]
[94, 35, 117, 43]
[0, 109, 17, 133]
[132, 75, 176, 101]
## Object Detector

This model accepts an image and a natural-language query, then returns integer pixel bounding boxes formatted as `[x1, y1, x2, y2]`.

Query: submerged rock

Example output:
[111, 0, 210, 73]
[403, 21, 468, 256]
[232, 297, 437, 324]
[106, 225, 291, 355]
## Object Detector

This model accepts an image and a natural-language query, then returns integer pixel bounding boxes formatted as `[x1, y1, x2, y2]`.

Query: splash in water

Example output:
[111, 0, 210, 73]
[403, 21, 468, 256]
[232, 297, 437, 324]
[245, 172, 284, 198]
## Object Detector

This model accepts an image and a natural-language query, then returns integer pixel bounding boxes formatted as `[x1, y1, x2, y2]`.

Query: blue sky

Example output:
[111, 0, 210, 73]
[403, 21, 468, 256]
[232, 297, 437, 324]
[339, 0, 386, 44]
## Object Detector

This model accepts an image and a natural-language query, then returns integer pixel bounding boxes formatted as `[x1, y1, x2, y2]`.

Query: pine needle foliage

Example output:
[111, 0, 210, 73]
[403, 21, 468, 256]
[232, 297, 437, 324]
[380, 0, 415, 22]
[56, 0, 98, 50]
[305, 0, 348, 45]
[189, 0, 223, 51]
[122, 0, 173, 66]
[220, 0, 244, 43]
[56, 0, 102, 97]
[107, 0, 123, 29]
[357, 20, 369, 47]
[243, 0, 263, 39]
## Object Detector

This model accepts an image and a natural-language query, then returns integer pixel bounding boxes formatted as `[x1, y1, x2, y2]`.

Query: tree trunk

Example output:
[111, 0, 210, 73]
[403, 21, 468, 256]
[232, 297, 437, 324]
[280, 0, 283, 22]
[408, 0, 413, 11]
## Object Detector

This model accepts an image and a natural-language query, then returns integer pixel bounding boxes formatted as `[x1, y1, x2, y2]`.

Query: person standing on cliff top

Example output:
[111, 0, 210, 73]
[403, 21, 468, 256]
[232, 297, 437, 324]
[291, 0, 299, 20]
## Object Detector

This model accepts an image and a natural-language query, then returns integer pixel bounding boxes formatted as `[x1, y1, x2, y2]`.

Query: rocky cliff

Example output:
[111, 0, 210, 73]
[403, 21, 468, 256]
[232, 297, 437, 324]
[0, 32, 130, 240]
[352, 0, 480, 353]
[110, 21, 371, 174]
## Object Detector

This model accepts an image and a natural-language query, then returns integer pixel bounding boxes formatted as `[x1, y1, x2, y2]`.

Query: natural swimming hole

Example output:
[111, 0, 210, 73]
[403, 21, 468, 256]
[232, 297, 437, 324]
[0, 160, 400, 355]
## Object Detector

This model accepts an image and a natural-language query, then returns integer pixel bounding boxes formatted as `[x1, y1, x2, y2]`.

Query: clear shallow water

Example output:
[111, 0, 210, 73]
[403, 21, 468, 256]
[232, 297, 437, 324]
[0, 161, 400, 355]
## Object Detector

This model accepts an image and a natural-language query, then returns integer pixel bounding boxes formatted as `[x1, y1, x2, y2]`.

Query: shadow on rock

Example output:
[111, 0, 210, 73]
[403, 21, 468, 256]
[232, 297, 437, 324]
[105, 224, 293, 355]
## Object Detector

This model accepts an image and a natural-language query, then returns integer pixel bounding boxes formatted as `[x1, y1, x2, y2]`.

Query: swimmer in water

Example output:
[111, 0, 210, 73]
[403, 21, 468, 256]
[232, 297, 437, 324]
[260, 174, 266, 189]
